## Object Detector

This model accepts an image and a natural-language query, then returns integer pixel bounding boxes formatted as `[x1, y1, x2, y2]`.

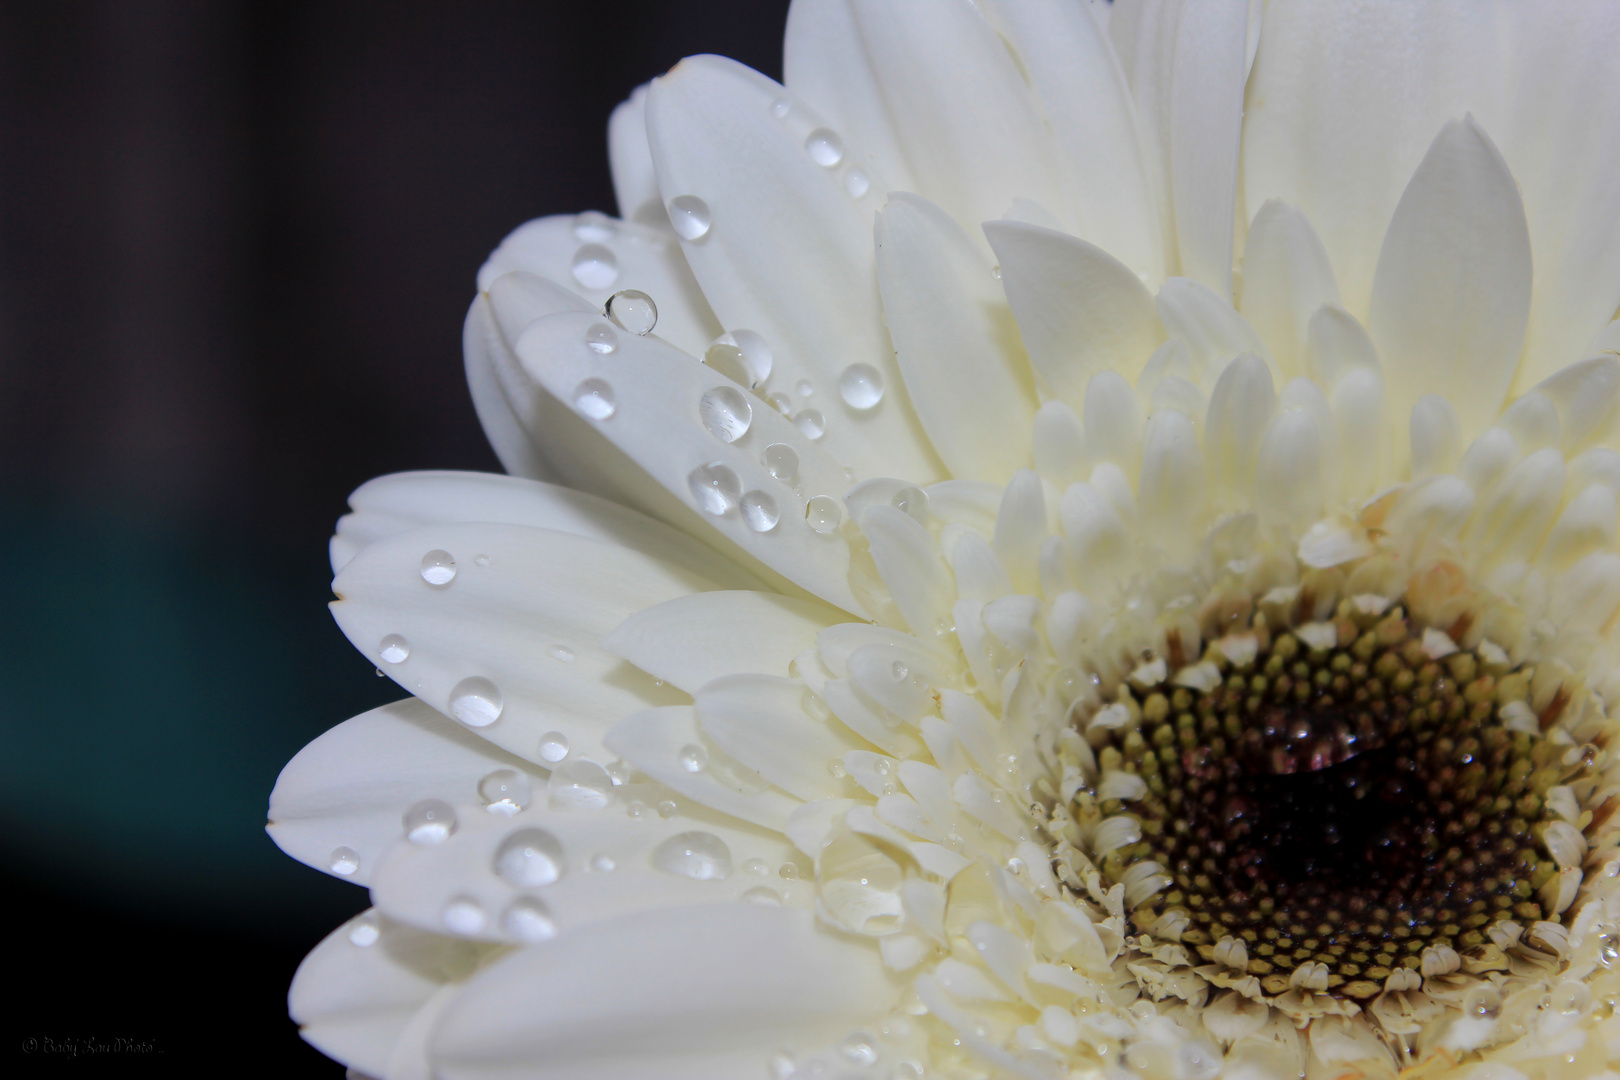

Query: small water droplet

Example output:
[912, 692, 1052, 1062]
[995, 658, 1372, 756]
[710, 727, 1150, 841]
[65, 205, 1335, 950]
[651, 831, 732, 879]
[585, 321, 618, 354]
[547, 760, 615, 810]
[571, 244, 619, 290]
[991, 265, 1002, 280]
[892, 486, 929, 523]
[474, 554, 490, 567]
[375, 667, 386, 677]
[891, 1060, 924, 1080]
[841, 1034, 879, 1065]
[501, 896, 557, 942]
[806, 128, 845, 167]
[572, 211, 616, 243]
[605, 760, 629, 785]
[762, 443, 799, 482]
[537, 731, 570, 763]
[828, 760, 848, 780]
[347, 912, 379, 947]
[494, 826, 567, 886]
[420, 550, 456, 586]
[328, 846, 360, 876]
[766, 391, 792, 413]
[874, 758, 893, 776]
[779, 862, 801, 880]
[741, 491, 780, 532]
[591, 852, 616, 872]
[626, 801, 647, 818]
[573, 378, 616, 420]
[796, 378, 814, 397]
[404, 799, 457, 845]
[771, 98, 791, 119]
[742, 857, 769, 875]
[657, 799, 678, 818]
[667, 195, 711, 240]
[838, 363, 884, 410]
[688, 461, 742, 515]
[700, 386, 753, 443]
[1600, 932, 1619, 968]
[449, 677, 503, 727]
[1464, 985, 1503, 1019]
[442, 896, 486, 935]
[806, 495, 843, 534]
[379, 634, 410, 664]
[769, 1050, 796, 1080]
[548, 644, 576, 663]
[605, 289, 657, 335]
[743, 886, 782, 906]
[478, 769, 532, 815]
[678, 744, 709, 772]
[792, 408, 826, 440]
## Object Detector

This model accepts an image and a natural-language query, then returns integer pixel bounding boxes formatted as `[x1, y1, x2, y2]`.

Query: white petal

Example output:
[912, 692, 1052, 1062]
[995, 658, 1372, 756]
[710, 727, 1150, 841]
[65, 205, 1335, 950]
[993, 470, 1047, 596]
[269, 699, 546, 886]
[1331, 367, 1385, 504]
[1549, 551, 1620, 634]
[608, 85, 665, 228]
[1203, 354, 1276, 512]
[1083, 371, 1145, 473]
[862, 504, 956, 638]
[1468, 448, 1565, 569]
[430, 906, 896, 1080]
[1410, 395, 1463, 479]
[1254, 409, 1323, 530]
[1539, 484, 1619, 575]
[1138, 409, 1206, 553]
[874, 193, 1038, 483]
[1156, 276, 1272, 384]
[645, 55, 942, 483]
[1368, 117, 1532, 441]
[1031, 401, 1088, 488]
[986, 220, 1164, 410]
[1533, 356, 1620, 456]
[1240, 200, 1340, 378]
[1304, 303, 1379, 391]
[696, 675, 870, 802]
[464, 293, 560, 484]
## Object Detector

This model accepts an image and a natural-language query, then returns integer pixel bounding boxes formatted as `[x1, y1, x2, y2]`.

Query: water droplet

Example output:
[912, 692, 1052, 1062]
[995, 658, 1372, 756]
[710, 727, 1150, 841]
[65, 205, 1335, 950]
[548, 644, 576, 663]
[571, 244, 619, 290]
[573, 378, 616, 420]
[494, 826, 567, 886]
[1600, 932, 1619, 968]
[892, 486, 929, 523]
[547, 760, 615, 810]
[474, 554, 490, 567]
[1464, 985, 1503, 1019]
[501, 896, 557, 942]
[651, 831, 732, 879]
[590, 852, 616, 872]
[678, 744, 709, 773]
[771, 98, 791, 119]
[741, 491, 780, 532]
[657, 799, 678, 818]
[796, 379, 814, 397]
[667, 195, 711, 240]
[845, 168, 871, 198]
[874, 758, 893, 776]
[538, 731, 570, 763]
[404, 799, 457, 845]
[585, 321, 618, 354]
[827, 760, 848, 780]
[627, 801, 648, 818]
[379, 634, 410, 664]
[420, 550, 456, 586]
[779, 862, 800, 880]
[769, 1050, 796, 1080]
[838, 363, 884, 410]
[743, 886, 782, 906]
[347, 912, 379, 947]
[449, 676, 503, 727]
[740, 857, 769, 876]
[806, 495, 843, 534]
[572, 211, 616, 243]
[703, 342, 753, 386]
[605, 760, 629, 785]
[478, 769, 532, 815]
[766, 391, 792, 413]
[700, 386, 753, 443]
[328, 847, 360, 876]
[991, 265, 1002, 280]
[605, 289, 657, 335]
[806, 128, 845, 167]
[793, 408, 826, 440]
[688, 461, 742, 515]
[841, 1034, 879, 1065]
[890, 661, 908, 681]
[375, 667, 386, 677]
[442, 896, 486, 935]
[890, 1061, 924, 1080]
[762, 443, 799, 482]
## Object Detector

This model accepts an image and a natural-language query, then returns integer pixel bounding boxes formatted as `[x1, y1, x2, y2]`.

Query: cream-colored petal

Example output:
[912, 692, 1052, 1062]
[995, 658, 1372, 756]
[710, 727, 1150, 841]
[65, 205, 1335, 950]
[696, 674, 872, 802]
[1240, 200, 1340, 379]
[608, 85, 665, 228]
[862, 504, 956, 638]
[464, 292, 559, 484]
[1204, 354, 1276, 513]
[1157, 277, 1273, 385]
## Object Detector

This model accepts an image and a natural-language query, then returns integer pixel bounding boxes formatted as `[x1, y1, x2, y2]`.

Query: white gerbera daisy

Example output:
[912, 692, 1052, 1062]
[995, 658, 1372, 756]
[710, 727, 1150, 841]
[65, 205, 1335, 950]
[269, 2, 1620, 1078]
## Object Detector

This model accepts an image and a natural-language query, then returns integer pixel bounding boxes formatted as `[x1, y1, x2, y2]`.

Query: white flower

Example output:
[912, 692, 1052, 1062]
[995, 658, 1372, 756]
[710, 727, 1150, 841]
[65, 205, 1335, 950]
[269, 2, 1620, 1078]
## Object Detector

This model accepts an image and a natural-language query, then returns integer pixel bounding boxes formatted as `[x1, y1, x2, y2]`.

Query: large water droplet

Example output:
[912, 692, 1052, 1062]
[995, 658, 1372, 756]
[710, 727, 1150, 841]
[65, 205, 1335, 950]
[806, 495, 843, 534]
[478, 769, 532, 815]
[762, 443, 799, 483]
[892, 486, 929, 523]
[678, 744, 709, 773]
[741, 491, 780, 532]
[728, 329, 772, 383]
[651, 831, 733, 880]
[585, 322, 618, 354]
[605, 289, 657, 335]
[703, 342, 753, 387]
[347, 912, 379, 947]
[442, 896, 486, 935]
[450, 677, 503, 727]
[700, 386, 752, 443]
[806, 128, 845, 167]
[538, 731, 570, 763]
[502, 896, 558, 942]
[572, 211, 616, 243]
[688, 462, 742, 515]
[420, 550, 456, 586]
[792, 408, 826, 440]
[839, 363, 884, 410]
[704, 330, 773, 387]
[404, 799, 457, 844]
[547, 759, 615, 810]
[328, 846, 360, 876]
[667, 195, 711, 240]
[573, 378, 616, 420]
[494, 826, 567, 886]
[845, 169, 871, 198]
[378, 634, 410, 664]
[571, 244, 619, 290]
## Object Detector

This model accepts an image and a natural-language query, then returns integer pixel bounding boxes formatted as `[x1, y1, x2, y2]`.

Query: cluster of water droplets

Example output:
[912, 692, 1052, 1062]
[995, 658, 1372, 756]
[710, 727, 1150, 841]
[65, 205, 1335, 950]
[767, 1018, 927, 1080]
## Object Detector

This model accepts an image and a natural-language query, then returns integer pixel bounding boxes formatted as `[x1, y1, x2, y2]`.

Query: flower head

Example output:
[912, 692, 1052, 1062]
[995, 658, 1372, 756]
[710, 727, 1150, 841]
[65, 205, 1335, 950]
[270, 2, 1620, 1078]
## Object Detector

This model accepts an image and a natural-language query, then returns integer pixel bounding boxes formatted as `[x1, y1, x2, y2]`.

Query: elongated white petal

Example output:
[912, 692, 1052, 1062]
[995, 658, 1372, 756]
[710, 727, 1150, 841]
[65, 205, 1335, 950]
[1156, 277, 1272, 385]
[862, 504, 956, 638]
[875, 194, 1037, 483]
[1331, 367, 1385, 504]
[1138, 410, 1206, 556]
[1304, 303, 1379, 392]
[697, 675, 871, 801]
[993, 470, 1047, 596]
[1031, 402, 1088, 489]
[608, 85, 664, 228]
[1240, 200, 1340, 378]
[1539, 484, 1619, 574]
[986, 221, 1164, 411]
[605, 707, 801, 830]
[464, 292, 560, 484]
[1533, 356, 1620, 456]
[430, 906, 897, 1080]
[1083, 371, 1144, 473]
[1203, 354, 1276, 512]
[646, 54, 942, 483]
[1410, 395, 1463, 479]
[1254, 408, 1323, 530]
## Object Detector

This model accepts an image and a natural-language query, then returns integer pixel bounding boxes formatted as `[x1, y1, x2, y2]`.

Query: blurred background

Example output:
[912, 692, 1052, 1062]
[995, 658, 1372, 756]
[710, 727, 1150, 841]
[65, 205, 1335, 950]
[0, 1, 788, 1071]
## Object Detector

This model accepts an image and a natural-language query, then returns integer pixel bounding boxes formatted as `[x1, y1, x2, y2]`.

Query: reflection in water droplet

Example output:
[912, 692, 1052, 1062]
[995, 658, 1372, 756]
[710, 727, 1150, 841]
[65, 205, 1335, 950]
[839, 363, 885, 410]
[742, 886, 782, 906]
[667, 195, 711, 240]
[571, 244, 619, 289]
[442, 896, 486, 935]
[656, 799, 678, 818]
[688, 462, 742, 515]
[538, 731, 569, 763]
[585, 322, 618, 354]
[572, 211, 616, 243]
[841, 1034, 879, 1065]
[329, 847, 360, 876]
[591, 852, 616, 872]
[845, 169, 871, 198]
[404, 799, 457, 844]
[1600, 932, 1619, 968]
[762, 443, 799, 482]
[703, 342, 753, 387]
[573, 378, 616, 420]
[806, 128, 845, 167]
[771, 98, 791, 119]
[478, 769, 532, 815]
[420, 550, 456, 586]
[547, 760, 615, 810]
[741, 491, 780, 532]
[779, 862, 800, 880]
[678, 744, 709, 772]
[651, 831, 733, 879]
[502, 896, 557, 942]
[892, 486, 929, 523]
[605, 289, 657, 335]
[348, 912, 379, 947]
[449, 677, 503, 727]
[1464, 985, 1503, 1019]
[700, 386, 753, 442]
[494, 827, 567, 886]
[792, 409, 826, 440]
[806, 495, 843, 534]
[766, 391, 792, 413]
[379, 634, 410, 664]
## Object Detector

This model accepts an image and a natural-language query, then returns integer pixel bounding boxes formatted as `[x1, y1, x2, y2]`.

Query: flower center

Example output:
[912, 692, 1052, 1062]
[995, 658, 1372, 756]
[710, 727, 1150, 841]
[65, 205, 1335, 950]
[1083, 601, 1595, 999]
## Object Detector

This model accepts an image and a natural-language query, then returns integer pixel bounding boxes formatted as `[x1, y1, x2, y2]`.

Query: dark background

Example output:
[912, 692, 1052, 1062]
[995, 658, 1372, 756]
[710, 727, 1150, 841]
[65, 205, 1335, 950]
[0, 2, 787, 1072]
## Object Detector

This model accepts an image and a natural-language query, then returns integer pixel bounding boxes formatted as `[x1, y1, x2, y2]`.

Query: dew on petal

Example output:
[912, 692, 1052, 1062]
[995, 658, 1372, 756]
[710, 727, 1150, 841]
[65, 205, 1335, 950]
[741, 491, 780, 532]
[494, 826, 567, 887]
[478, 769, 532, 815]
[841, 1034, 879, 1065]
[347, 912, 379, 947]
[449, 676, 503, 727]
[572, 211, 616, 243]
[667, 195, 711, 240]
[795, 379, 814, 397]
[762, 442, 799, 482]
[378, 634, 410, 664]
[547, 759, 614, 810]
[656, 799, 678, 818]
[727, 329, 772, 382]
[585, 322, 619, 355]
[839, 363, 884, 410]
[845, 168, 871, 198]
[806, 128, 845, 167]
[688, 461, 742, 515]
[792, 408, 826, 440]
[537, 731, 569, 763]
[442, 896, 486, 935]
[699, 386, 752, 443]
[501, 896, 557, 942]
[703, 341, 754, 387]
[590, 852, 616, 872]
[570, 244, 619, 289]
[778, 862, 800, 880]
[742, 886, 782, 906]
[892, 486, 929, 523]
[741, 857, 769, 875]
[771, 98, 791, 119]
[806, 495, 843, 534]
[328, 846, 360, 876]
[573, 378, 616, 420]
[420, 550, 456, 586]
[548, 644, 576, 663]
[678, 743, 709, 773]
[650, 831, 732, 880]
[605, 289, 657, 335]
[766, 391, 792, 413]
[404, 799, 457, 845]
